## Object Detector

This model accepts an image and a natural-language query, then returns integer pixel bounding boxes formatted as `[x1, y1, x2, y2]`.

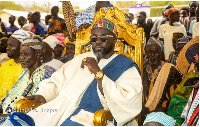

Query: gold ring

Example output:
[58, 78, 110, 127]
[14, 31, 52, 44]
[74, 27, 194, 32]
[83, 58, 87, 62]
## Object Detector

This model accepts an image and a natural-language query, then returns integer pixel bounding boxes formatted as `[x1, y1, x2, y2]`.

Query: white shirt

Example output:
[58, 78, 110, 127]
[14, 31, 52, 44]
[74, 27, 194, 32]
[45, 59, 64, 70]
[159, 23, 186, 60]
[192, 22, 199, 38]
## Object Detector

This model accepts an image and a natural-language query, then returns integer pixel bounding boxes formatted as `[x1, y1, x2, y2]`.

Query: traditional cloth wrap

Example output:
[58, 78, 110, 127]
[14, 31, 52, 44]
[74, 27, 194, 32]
[11, 29, 34, 44]
[177, 36, 191, 45]
[177, 36, 199, 74]
[164, 8, 179, 18]
[91, 18, 118, 36]
[143, 112, 176, 126]
[147, 37, 164, 51]
[21, 35, 43, 50]
[43, 33, 65, 49]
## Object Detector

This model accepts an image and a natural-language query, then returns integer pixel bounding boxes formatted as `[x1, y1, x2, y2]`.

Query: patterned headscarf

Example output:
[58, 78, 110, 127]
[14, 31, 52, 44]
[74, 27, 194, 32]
[43, 33, 65, 49]
[21, 35, 43, 50]
[11, 29, 34, 44]
[177, 36, 199, 74]
[91, 18, 118, 36]
[143, 112, 176, 126]
[164, 8, 179, 19]
[147, 37, 164, 51]
[0, 37, 8, 44]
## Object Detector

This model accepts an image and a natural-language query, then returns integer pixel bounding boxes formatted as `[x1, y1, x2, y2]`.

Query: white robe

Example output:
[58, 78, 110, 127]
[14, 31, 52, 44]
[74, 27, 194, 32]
[27, 52, 142, 126]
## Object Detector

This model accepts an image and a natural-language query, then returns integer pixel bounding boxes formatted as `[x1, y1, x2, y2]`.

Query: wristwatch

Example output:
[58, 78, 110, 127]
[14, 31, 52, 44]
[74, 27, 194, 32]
[95, 70, 104, 80]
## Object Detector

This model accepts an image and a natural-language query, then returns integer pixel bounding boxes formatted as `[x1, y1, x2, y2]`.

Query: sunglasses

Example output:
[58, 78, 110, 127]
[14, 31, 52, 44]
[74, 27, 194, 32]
[90, 35, 114, 43]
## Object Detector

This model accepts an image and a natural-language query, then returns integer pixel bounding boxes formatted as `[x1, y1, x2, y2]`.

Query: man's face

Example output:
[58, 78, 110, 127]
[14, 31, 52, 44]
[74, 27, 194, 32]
[128, 14, 134, 22]
[171, 11, 180, 22]
[66, 43, 75, 56]
[19, 46, 37, 68]
[51, 7, 58, 16]
[137, 13, 145, 24]
[189, 2, 198, 14]
[180, 10, 188, 18]
[53, 44, 64, 56]
[18, 19, 24, 26]
[6, 37, 21, 58]
[41, 42, 52, 61]
[27, 13, 32, 22]
[146, 44, 161, 65]
[91, 27, 116, 58]
[30, 14, 37, 23]
[176, 44, 185, 54]
[9, 16, 14, 24]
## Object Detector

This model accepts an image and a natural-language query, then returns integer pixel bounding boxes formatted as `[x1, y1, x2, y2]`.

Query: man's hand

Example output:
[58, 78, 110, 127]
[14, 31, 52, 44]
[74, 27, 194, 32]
[25, 95, 46, 106]
[81, 57, 100, 74]
[78, 23, 91, 31]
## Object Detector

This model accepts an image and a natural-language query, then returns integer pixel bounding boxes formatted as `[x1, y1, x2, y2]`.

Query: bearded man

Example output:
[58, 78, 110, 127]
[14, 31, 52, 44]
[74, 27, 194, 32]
[3, 18, 142, 126]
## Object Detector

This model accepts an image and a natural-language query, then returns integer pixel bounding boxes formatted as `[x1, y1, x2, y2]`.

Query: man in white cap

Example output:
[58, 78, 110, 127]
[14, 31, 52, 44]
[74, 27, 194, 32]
[0, 35, 56, 117]
[43, 33, 65, 62]
[0, 30, 33, 102]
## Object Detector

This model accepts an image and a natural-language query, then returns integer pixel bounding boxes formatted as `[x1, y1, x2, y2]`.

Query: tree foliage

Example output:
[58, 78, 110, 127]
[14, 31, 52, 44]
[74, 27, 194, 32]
[0, 1, 25, 11]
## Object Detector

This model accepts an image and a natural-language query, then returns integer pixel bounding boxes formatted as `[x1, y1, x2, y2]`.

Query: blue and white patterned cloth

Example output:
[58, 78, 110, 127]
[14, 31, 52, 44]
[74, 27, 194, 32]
[75, 3, 114, 28]
[143, 112, 176, 126]
[1, 112, 35, 126]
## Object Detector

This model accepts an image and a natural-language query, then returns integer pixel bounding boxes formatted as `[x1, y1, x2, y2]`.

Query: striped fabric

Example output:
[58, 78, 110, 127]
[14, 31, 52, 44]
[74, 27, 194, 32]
[42, 65, 56, 80]
[143, 112, 176, 126]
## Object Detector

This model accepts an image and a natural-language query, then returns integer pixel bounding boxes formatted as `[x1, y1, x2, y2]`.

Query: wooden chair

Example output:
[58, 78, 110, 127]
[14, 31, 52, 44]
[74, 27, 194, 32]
[15, 6, 144, 126]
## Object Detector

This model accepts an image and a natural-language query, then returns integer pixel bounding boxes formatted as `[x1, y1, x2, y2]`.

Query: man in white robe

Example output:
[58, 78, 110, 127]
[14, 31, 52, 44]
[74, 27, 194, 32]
[2, 18, 142, 126]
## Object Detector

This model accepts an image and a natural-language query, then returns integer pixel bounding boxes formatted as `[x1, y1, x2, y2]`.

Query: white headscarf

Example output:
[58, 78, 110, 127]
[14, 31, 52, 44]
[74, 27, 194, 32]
[43, 35, 59, 49]
[11, 29, 34, 43]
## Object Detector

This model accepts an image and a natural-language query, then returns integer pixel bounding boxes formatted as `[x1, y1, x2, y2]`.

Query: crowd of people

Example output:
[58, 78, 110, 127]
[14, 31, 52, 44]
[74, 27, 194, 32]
[0, 1, 198, 126]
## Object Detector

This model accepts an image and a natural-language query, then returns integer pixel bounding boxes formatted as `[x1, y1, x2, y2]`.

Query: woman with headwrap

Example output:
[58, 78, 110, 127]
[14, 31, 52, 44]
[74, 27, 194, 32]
[0, 35, 56, 119]
[159, 8, 187, 61]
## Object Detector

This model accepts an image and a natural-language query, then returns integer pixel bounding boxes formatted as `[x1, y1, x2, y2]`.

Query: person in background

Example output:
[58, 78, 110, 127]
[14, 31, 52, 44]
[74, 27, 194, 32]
[150, 4, 174, 38]
[136, 11, 151, 44]
[143, 112, 176, 126]
[0, 22, 7, 37]
[22, 12, 32, 31]
[187, 1, 199, 35]
[180, 7, 190, 30]
[45, 15, 52, 32]
[60, 37, 75, 63]
[43, 33, 65, 61]
[18, 16, 27, 29]
[0, 37, 10, 65]
[41, 42, 64, 70]
[147, 18, 153, 30]
[5, 15, 19, 36]
[128, 13, 134, 24]
[30, 12, 45, 36]
[48, 6, 67, 35]
[35, 11, 48, 33]
[0, 30, 32, 102]
[76, 1, 113, 30]
[192, 6, 199, 38]
[159, 8, 186, 61]
[142, 37, 182, 124]
[168, 35, 191, 66]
